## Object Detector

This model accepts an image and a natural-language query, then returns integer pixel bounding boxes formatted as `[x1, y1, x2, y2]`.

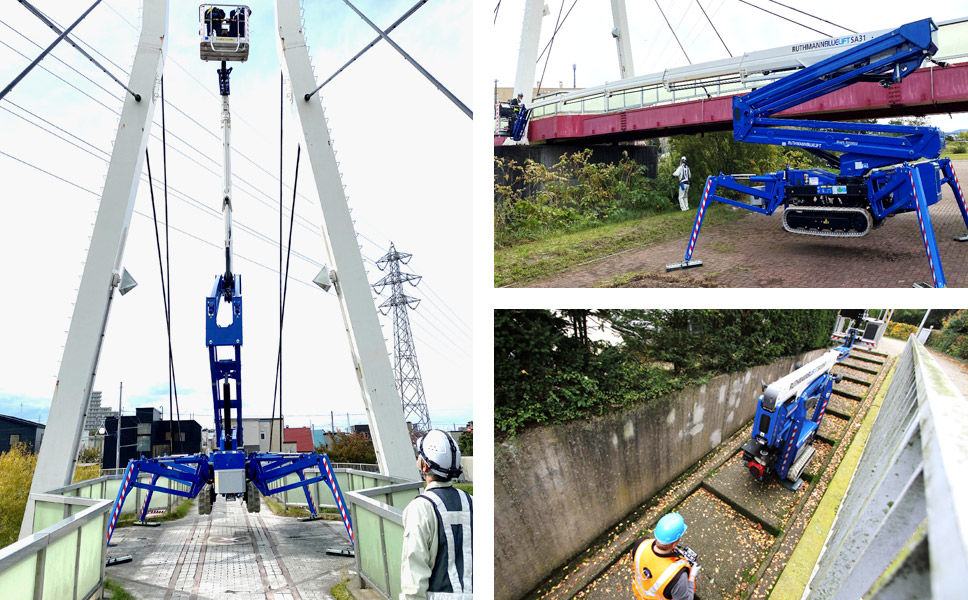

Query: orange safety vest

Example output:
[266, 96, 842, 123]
[631, 539, 691, 600]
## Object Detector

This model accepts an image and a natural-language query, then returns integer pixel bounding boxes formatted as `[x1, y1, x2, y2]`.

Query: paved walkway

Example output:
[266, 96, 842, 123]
[877, 335, 968, 398]
[531, 160, 968, 288]
[107, 498, 356, 599]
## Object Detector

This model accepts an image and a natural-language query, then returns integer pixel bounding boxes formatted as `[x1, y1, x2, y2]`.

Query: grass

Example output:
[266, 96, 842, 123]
[494, 203, 747, 287]
[941, 150, 968, 160]
[454, 483, 473, 495]
[104, 578, 134, 600]
[331, 580, 353, 600]
[768, 359, 896, 599]
[263, 495, 343, 519]
[115, 498, 194, 528]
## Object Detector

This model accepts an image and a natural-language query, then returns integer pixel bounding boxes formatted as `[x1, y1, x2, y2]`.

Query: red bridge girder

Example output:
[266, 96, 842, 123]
[524, 62, 968, 144]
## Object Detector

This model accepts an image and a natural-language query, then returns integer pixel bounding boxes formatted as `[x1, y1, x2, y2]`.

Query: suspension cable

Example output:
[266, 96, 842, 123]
[766, 0, 856, 34]
[535, 0, 566, 96]
[18, 0, 140, 101]
[270, 145, 300, 452]
[696, 0, 731, 57]
[534, 0, 579, 65]
[735, 0, 830, 37]
[0, 0, 103, 102]
[654, 0, 692, 64]
[145, 149, 181, 457]
[161, 76, 181, 454]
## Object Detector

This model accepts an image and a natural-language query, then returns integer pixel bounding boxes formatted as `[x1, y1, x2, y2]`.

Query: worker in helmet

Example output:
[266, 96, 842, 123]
[673, 156, 691, 211]
[631, 513, 699, 600]
[508, 92, 525, 136]
[401, 430, 473, 599]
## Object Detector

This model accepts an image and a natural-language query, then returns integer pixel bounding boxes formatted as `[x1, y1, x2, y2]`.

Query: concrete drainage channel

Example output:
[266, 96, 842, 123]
[526, 347, 892, 600]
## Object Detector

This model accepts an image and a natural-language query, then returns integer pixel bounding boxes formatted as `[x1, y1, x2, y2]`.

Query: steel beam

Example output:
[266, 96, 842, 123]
[20, 0, 168, 540]
[275, 0, 416, 479]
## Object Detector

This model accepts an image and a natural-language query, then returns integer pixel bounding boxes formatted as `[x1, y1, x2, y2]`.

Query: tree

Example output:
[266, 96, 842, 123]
[323, 432, 377, 464]
[457, 428, 472, 457]
[0, 443, 38, 548]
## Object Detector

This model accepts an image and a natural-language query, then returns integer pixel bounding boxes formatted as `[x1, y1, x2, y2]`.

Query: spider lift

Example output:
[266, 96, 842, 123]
[105, 5, 353, 551]
[742, 319, 859, 491]
[666, 18, 968, 288]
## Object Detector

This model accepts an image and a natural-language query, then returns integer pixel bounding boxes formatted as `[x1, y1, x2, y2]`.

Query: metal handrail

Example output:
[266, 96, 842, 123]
[805, 336, 968, 598]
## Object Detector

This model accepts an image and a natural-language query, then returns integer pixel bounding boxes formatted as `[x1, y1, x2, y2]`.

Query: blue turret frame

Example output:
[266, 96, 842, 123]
[671, 18, 968, 287]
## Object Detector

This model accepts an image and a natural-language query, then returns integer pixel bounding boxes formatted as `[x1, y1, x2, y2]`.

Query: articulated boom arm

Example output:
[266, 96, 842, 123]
[735, 18, 942, 176]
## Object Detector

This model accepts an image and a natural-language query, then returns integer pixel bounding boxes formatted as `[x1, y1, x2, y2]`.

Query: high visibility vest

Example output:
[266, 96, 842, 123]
[421, 487, 473, 600]
[631, 539, 691, 600]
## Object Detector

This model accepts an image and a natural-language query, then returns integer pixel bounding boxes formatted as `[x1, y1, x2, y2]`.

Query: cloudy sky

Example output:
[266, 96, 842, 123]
[0, 0, 472, 432]
[493, 0, 968, 131]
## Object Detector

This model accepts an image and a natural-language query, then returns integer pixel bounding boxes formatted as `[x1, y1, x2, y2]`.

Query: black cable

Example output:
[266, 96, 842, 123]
[766, 0, 856, 34]
[145, 149, 180, 458]
[696, 0, 731, 57]
[536, 0, 566, 96]
[270, 71, 283, 453]
[736, 0, 829, 37]
[654, 0, 692, 64]
[534, 0, 578, 65]
[161, 76, 181, 455]
[493, 1, 501, 25]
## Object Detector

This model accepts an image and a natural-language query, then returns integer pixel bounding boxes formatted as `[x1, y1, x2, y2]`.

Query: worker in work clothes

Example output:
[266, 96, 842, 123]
[673, 156, 691, 211]
[401, 430, 473, 599]
[631, 513, 699, 600]
[508, 92, 525, 135]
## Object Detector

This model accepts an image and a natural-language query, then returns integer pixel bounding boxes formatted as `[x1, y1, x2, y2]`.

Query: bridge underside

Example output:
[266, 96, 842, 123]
[527, 63, 968, 144]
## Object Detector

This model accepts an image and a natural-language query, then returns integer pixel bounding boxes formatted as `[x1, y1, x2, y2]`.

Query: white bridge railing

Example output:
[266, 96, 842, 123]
[805, 336, 968, 598]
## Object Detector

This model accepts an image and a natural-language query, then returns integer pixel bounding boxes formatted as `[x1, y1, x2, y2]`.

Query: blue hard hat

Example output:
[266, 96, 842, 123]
[654, 513, 687, 544]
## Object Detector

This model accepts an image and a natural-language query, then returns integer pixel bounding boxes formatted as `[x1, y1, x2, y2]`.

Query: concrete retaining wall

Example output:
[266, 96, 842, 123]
[494, 349, 826, 600]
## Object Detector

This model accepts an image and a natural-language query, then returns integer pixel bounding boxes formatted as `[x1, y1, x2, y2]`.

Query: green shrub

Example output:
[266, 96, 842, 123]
[494, 309, 838, 438]
[885, 321, 918, 340]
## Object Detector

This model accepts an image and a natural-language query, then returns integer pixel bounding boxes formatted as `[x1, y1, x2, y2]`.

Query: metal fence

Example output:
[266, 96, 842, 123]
[806, 336, 968, 598]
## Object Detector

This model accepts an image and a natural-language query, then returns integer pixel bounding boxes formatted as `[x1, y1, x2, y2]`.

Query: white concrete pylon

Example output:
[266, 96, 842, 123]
[513, 0, 545, 107]
[275, 0, 416, 480]
[610, 0, 635, 79]
[20, 0, 169, 540]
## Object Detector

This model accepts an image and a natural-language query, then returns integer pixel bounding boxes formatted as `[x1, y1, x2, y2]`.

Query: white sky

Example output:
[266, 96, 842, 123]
[492, 0, 968, 132]
[0, 0, 472, 432]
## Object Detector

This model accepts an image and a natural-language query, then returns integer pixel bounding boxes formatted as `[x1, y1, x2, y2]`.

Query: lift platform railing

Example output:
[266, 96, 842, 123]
[805, 336, 968, 598]
[526, 17, 968, 121]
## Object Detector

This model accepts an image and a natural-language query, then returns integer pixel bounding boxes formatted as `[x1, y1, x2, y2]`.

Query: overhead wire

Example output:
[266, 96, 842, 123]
[1, 11, 472, 357]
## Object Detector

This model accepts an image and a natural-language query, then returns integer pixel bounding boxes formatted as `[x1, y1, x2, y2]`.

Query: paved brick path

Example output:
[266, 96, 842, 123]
[107, 498, 355, 599]
[532, 160, 968, 288]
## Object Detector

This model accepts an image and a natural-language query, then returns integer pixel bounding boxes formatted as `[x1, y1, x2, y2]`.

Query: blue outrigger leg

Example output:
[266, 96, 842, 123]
[666, 18, 968, 287]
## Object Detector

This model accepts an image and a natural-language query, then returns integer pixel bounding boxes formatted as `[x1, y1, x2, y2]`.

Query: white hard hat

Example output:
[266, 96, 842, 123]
[417, 429, 463, 480]
[681, 156, 687, 162]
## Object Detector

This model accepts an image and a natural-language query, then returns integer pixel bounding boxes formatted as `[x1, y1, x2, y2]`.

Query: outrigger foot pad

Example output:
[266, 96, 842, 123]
[326, 547, 354, 557]
[106, 555, 133, 567]
[781, 478, 804, 492]
[913, 282, 933, 288]
[666, 259, 703, 272]
[954, 234, 968, 242]
[298, 514, 323, 522]
[132, 521, 161, 527]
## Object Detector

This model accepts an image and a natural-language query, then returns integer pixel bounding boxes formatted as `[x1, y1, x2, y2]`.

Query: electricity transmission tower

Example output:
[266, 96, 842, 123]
[373, 244, 432, 434]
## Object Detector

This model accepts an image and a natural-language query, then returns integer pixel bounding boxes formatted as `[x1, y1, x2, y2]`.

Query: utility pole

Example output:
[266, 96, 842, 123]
[373, 243, 432, 434]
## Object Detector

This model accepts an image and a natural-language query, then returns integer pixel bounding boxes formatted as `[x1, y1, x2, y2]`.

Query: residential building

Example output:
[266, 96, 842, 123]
[0, 415, 45, 453]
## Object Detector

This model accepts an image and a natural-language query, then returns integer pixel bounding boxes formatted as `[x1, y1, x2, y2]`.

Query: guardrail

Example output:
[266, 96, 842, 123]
[344, 474, 425, 599]
[806, 336, 968, 598]
[0, 494, 111, 599]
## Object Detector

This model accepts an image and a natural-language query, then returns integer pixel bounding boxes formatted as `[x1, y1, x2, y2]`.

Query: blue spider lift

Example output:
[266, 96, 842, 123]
[742, 321, 859, 491]
[105, 5, 353, 552]
[666, 18, 968, 287]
